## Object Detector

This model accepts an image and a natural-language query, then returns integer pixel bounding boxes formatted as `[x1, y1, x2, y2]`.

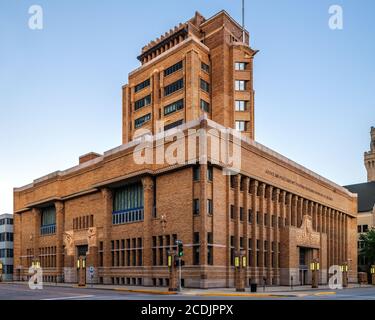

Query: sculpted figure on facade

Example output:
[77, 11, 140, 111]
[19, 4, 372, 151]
[63, 231, 74, 256]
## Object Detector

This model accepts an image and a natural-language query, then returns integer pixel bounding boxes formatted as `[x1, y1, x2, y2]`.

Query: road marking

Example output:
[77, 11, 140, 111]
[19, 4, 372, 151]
[42, 295, 94, 300]
[314, 292, 336, 296]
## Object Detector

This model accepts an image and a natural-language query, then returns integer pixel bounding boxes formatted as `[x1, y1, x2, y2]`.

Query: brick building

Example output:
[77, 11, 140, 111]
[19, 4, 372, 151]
[13, 10, 358, 288]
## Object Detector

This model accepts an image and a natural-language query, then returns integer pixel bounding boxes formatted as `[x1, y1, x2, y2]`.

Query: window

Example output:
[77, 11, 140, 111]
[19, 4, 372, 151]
[230, 175, 236, 188]
[240, 207, 244, 221]
[164, 61, 183, 77]
[201, 62, 210, 73]
[235, 80, 246, 91]
[193, 232, 200, 265]
[200, 79, 210, 92]
[264, 213, 268, 226]
[193, 199, 200, 215]
[207, 166, 213, 181]
[40, 206, 56, 236]
[235, 121, 247, 132]
[112, 182, 144, 225]
[164, 79, 184, 96]
[152, 237, 157, 266]
[135, 95, 152, 111]
[193, 166, 200, 181]
[207, 233, 213, 265]
[164, 99, 184, 116]
[272, 215, 276, 228]
[207, 199, 213, 215]
[235, 100, 247, 111]
[134, 79, 150, 93]
[164, 120, 184, 131]
[256, 211, 260, 224]
[230, 205, 235, 220]
[135, 113, 151, 128]
[200, 99, 210, 113]
[363, 225, 369, 233]
[235, 62, 247, 70]
[230, 236, 235, 266]
[357, 225, 362, 233]
[248, 209, 253, 224]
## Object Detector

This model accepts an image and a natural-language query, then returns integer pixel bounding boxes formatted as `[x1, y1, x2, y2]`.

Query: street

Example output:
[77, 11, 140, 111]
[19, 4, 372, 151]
[0, 283, 375, 300]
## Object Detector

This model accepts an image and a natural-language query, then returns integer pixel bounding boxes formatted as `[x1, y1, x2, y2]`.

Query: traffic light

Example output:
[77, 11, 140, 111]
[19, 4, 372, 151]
[176, 240, 184, 257]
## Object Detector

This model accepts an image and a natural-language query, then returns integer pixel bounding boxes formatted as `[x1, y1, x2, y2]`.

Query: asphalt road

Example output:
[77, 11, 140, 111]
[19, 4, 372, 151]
[0, 283, 375, 300]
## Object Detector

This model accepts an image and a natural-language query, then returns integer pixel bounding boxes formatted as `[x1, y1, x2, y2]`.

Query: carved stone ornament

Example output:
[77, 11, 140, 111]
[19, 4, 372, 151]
[87, 227, 97, 248]
[63, 231, 74, 256]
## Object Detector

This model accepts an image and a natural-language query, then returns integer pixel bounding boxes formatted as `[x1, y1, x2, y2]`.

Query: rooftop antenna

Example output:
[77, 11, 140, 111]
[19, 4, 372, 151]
[242, 0, 246, 42]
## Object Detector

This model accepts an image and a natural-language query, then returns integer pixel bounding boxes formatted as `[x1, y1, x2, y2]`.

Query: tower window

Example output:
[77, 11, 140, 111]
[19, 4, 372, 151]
[135, 113, 151, 128]
[235, 62, 248, 71]
[134, 79, 150, 93]
[201, 62, 210, 73]
[200, 99, 210, 113]
[164, 61, 183, 77]
[135, 95, 152, 111]
[200, 79, 210, 93]
[236, 121, 248, 132]
[235, 80, 247, 91]
[235, 100, 248, 111]
[164, 79, 184, 96]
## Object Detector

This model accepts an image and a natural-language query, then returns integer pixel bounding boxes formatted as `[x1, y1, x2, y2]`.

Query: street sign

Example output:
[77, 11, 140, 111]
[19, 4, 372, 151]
[89, 266, 94, 274]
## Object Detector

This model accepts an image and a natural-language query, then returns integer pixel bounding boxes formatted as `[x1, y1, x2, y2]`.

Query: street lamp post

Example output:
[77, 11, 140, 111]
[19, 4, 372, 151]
[340, 262, 349, 288]
[235, 250, 246, 292]
[310, 259, 320, 288]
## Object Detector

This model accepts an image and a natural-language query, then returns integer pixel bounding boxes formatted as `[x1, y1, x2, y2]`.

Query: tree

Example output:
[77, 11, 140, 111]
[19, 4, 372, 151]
[359, 229, 375, 269]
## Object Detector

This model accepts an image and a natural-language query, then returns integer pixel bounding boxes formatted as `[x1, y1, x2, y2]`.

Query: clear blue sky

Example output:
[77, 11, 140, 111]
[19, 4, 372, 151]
[0, 0, 374, 214]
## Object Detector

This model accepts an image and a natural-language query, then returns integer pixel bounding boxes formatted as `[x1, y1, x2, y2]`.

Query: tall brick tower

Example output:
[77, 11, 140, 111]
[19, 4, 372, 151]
[364, 126, 375, 182]
[122, 11, 258, 144]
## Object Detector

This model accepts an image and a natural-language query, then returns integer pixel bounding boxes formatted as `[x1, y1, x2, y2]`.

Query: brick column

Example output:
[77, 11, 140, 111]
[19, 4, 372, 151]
[273, 188, 281, 285]
[242, 177, 250, 286]
[199, 164, 208, 288]
[265, 186, 273, 285]
[250, 180, 258, 281]
[291, 195, 297, 227]
[55, 201, 65, 283]
[258, 183, 266, 282]
[297, 197, 303, 227]
[142, 176, 154, 286]
[233, 175, 243, 290]
[32, 208, 40, 261]
[101, 188, 113, 284]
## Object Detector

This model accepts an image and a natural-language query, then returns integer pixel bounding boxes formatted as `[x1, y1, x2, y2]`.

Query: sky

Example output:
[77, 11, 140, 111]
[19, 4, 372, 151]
[0, 0, 374, 214]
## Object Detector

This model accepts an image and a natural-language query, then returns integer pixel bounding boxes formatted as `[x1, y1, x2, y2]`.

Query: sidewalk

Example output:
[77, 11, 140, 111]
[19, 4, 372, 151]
[3, 281, 373, 297]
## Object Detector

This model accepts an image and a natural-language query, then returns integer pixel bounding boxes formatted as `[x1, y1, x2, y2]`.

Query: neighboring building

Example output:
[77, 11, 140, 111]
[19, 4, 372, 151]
[13, 10, 358, 288]
[0, 214, 14, 281]
[345, 127, 375, 272]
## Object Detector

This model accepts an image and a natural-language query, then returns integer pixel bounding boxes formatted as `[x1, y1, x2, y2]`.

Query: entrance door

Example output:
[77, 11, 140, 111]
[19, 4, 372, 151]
[299, 247, 309, 285]
[76, 245, 88, 286]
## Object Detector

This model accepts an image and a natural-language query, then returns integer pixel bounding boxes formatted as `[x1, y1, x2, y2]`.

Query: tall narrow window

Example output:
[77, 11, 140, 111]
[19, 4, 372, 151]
[207, 233, 213, 265]
[193, 199, 200, 215]
[200, 99, 210, 112]
[200, 79, 210, 93]
[193, 232, 200, 265]
[207, 199, 213, 215]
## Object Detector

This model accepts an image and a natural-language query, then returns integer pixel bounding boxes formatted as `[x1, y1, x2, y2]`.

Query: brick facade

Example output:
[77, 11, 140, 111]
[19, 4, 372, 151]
[13, 10, 358, 288]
